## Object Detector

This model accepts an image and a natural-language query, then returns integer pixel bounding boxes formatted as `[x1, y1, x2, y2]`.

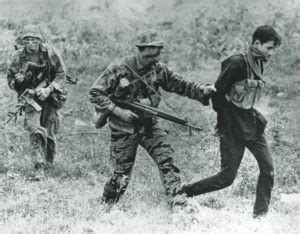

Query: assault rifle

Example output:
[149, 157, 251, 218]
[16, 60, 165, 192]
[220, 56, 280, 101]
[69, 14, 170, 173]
[95, 98, 202, 132]
[5, 72, 77, 126]
[5, 80, 48, 125]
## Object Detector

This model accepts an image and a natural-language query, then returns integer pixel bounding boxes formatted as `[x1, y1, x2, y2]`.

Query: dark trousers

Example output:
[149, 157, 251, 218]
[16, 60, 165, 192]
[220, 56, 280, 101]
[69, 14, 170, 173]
[184, 133, 274, 216]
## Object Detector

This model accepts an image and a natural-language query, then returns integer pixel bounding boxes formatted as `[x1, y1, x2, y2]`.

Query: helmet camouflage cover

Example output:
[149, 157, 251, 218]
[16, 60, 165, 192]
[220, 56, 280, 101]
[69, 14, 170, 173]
[20, 24, 45, 42]
[136, 30, 164, 47]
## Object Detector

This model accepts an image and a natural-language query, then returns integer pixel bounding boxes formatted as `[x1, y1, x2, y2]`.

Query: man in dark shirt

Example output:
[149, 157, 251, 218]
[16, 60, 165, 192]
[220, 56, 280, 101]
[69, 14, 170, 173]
[179, 25, 281, 218]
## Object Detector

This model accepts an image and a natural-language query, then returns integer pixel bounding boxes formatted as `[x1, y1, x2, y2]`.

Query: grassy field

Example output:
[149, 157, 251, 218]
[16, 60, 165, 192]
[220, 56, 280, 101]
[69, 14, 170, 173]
[0, 66, 298, 233]
[0, 0, 299, 233]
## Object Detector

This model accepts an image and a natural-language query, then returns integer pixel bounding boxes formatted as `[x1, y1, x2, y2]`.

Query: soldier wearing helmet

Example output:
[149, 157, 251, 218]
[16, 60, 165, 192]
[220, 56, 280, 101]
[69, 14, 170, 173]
[20, 24, 45, 42]
[89, 30, 216, 210]
[7, 24, 67, 180]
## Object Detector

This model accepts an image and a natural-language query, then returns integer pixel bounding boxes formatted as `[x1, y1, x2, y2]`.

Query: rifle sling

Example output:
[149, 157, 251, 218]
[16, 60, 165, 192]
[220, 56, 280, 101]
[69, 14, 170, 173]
[124, 62, 161, 99]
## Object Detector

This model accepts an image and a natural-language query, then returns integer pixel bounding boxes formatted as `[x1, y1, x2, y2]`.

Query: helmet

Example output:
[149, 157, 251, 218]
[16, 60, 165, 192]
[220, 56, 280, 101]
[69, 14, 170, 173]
[135, 30, 164, 47]
[20, 25, 45, 42]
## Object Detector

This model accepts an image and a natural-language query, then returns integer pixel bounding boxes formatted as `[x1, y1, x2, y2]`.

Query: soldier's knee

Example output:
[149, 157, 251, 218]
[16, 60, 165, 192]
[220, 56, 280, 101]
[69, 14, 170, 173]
[115, 161, 134, 175]
[151, 139, 174, 157]
[152, 143, 175, 167]
[48, 117, 60, 136]
[158, 158, 179, 173]
[29, 133, 42, 149]
[42, 111, 59, 136]
[24, 108, 41, 132]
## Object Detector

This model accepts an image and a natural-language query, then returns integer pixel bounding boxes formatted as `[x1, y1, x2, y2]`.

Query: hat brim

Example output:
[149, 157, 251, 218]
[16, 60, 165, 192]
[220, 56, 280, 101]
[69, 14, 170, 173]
[136, 41, 164, 47]
[21, 34, 44, 41]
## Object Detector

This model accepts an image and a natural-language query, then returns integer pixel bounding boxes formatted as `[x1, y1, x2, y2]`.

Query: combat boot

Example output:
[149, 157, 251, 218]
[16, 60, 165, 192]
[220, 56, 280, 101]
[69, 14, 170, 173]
[170, 194, 188, 213]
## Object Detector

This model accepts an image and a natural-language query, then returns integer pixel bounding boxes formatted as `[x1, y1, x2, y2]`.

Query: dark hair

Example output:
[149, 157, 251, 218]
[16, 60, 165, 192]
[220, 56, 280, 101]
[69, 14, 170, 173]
[252, 25, 282, 47]
[137, 46, 163, 52]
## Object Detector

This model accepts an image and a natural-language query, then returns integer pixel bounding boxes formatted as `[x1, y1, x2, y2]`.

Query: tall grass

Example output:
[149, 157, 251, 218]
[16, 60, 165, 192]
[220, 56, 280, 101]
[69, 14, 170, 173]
[0, 0, 299, 233]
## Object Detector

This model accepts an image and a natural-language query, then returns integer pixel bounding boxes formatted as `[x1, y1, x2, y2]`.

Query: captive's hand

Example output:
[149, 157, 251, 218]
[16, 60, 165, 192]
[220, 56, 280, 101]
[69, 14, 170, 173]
[203, 85, 217, 95]
[112, 106, 138, 123]
[15, 73, 25, 83]
[36, 87, 52, 101]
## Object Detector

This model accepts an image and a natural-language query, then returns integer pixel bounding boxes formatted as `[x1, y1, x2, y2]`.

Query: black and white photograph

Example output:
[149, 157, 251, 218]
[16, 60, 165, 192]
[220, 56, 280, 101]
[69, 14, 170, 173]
[0, 0, 299, 233]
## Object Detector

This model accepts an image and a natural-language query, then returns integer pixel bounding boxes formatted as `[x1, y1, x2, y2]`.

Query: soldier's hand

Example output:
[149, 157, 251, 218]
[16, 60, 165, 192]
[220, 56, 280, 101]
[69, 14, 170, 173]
[37, 87, 52, 101]
[112, 106, 139, 122]
[15, 73, 25, 83]
[203, 85, 217, 95]
[139, 98, 151, 106]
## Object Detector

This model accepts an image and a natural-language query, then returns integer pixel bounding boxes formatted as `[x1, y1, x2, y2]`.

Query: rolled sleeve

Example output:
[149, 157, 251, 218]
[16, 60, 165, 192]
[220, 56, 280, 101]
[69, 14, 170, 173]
[89, 63, 119, 113]
[159, 65, 206, 104]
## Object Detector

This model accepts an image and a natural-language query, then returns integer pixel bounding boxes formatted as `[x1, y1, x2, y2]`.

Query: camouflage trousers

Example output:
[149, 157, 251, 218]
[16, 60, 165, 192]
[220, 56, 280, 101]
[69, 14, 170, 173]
[23, 100, 59, 166]
[102, 124, 187, 207]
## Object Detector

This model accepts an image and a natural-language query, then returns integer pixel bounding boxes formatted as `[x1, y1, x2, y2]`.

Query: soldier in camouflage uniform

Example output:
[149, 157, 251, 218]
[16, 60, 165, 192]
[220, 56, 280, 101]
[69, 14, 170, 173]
[89, 31, 216, 209]
[7, 25, 67, 180]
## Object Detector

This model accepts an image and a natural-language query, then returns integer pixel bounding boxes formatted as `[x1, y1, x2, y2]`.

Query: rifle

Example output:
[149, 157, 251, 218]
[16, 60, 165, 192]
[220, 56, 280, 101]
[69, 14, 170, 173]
[4, 44, 77, 126]
[95, 98, 202, 132]
[5, 80, 48, 125]
[5, 72, 78, 125]
[5, 62, 48, 124]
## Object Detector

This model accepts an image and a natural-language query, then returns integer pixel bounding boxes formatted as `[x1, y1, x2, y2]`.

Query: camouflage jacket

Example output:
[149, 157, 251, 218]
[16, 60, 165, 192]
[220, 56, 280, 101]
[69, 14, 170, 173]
[89, 55, 208, 133]
[7, 43, 66, 96]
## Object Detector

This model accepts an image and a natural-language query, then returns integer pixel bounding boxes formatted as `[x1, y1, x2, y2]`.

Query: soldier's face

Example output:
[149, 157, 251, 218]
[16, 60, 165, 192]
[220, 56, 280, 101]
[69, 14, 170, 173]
[253, 40, 276, 61]
[23, 37, 40, 52]
[143, 46, 164, 63]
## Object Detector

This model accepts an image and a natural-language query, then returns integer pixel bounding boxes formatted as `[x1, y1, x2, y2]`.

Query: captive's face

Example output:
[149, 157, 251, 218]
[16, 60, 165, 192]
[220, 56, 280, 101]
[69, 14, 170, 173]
[23, 37, 40, 53]
[254, 40, 276, 61]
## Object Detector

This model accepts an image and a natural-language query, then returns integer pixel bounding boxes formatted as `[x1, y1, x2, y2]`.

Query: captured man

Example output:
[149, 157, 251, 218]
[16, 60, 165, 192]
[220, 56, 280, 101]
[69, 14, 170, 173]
[179, 25, 282, 218]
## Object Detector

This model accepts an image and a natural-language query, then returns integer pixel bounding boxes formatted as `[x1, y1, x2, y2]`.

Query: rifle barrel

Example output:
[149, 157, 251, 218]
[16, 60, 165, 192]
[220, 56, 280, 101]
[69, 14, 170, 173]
[131, 101, 187, 124]
[184, 123, 203, 131]
[113, 99, 202, 131]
